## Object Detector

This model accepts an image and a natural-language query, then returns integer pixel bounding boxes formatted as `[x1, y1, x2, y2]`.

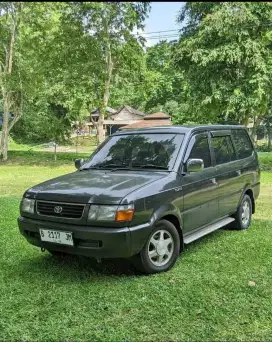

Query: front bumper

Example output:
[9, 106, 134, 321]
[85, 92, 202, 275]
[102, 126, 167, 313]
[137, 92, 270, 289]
[18, 216, 151, 258]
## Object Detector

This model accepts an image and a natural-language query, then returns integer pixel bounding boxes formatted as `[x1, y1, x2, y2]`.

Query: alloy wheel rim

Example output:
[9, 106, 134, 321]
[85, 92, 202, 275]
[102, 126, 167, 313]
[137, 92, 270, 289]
[148, 229, 174, 266]
[241, 200, 250, 225]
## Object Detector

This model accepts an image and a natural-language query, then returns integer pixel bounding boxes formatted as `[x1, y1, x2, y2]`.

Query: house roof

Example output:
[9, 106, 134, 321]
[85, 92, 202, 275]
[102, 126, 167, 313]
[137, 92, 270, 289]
[144, 112, 170, 120]
[120, 119, 172, 130]
[114, 105, 146, 117]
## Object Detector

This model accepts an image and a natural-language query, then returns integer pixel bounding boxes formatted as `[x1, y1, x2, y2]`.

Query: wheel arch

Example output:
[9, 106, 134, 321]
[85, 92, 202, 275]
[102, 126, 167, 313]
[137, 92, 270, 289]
[243, 188, 255, 214]
[159, 214, 184, 252]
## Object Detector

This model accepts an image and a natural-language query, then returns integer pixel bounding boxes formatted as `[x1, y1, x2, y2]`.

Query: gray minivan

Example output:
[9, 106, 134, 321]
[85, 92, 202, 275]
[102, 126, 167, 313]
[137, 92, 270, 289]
[18, 125, 260, 274]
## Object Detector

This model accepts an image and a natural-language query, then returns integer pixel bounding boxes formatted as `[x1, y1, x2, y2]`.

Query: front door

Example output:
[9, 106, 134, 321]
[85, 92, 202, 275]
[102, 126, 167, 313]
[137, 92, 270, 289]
[182, 132, 218, 233]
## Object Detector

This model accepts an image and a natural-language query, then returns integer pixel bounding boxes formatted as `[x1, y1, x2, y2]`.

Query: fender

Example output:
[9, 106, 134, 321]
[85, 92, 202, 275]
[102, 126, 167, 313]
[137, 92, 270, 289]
[129, 202, 184, 257]
[149, 202, 182, 228]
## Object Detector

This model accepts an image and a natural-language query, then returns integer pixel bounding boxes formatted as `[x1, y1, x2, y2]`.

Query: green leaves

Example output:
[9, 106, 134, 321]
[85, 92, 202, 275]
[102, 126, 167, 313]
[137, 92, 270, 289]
[175, 2, 272, 124]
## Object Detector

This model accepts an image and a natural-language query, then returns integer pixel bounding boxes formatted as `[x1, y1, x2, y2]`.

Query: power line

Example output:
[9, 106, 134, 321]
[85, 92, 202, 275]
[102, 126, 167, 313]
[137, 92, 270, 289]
[146, 34, 180, 40]
[139, 29, 180, 36]
[133, 21, 272, 40]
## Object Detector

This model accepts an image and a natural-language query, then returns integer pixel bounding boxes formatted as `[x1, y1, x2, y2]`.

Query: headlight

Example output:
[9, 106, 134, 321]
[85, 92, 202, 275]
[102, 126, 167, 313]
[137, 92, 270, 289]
[88, 204, 134, 222]
[21, 198, 35, 214]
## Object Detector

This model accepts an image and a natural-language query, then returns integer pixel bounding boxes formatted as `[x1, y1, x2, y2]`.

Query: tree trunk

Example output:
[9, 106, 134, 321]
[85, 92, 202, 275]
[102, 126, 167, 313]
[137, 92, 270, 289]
[96, 19, 113, 145]
[0, 94, 11, 161]
[249, 116, 261, 144]
[0, 4, 19, 161]
[267, 125, 271, 151]
[97, 117, 104, 144]
[54, 144, 57, 161]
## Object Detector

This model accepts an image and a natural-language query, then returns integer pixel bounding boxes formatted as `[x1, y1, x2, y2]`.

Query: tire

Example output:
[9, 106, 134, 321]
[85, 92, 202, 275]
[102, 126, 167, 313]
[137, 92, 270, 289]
[133, 219, 180, 274]
[232, 194, 252, 230]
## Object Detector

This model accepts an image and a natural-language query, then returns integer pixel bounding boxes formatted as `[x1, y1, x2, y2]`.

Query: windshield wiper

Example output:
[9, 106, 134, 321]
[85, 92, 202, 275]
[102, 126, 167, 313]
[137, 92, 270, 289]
[80, 166, 101, 171]
[99, 163, 130, 169]
[132, 164, 169, 170]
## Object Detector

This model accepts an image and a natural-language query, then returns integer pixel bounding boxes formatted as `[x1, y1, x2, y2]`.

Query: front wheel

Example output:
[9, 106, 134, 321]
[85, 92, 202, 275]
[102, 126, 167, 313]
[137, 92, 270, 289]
[133, 219, 180, 274]
[232, 194, 252, 230]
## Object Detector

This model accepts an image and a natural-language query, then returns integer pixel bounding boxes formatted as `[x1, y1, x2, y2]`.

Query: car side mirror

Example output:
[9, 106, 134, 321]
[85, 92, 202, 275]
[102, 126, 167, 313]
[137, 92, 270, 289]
[186, 158, 204, 173]
[75, 158, 84, 170]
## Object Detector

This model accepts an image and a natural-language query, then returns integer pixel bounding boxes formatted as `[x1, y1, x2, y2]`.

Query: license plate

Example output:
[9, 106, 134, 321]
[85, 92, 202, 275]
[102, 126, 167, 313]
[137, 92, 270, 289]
[39, 229, 74, 246]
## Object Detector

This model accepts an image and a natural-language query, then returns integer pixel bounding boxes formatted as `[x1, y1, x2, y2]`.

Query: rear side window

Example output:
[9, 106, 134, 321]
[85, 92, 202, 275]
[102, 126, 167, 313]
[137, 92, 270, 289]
[232, 129, 253, 159]
[212, 135, 236, 165]
[188, 135, 211, 168]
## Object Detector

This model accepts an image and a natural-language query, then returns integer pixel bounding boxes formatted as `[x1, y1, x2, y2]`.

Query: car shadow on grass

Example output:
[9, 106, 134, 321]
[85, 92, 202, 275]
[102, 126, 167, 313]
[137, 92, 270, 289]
[17, 251, 142, 280]
[15, 229, 231, 280]
[17, 232, 225, 280]
[12, 221, 263, 281]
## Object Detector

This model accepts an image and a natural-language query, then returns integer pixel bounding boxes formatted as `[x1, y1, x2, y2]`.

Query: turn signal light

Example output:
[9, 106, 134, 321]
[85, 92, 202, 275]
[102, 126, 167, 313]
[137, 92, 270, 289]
[115, 204, 134, 222]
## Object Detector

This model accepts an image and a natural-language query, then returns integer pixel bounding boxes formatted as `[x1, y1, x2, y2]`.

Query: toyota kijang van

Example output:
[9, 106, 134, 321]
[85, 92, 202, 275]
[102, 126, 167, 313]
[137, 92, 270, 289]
[18, 125, 260, 274]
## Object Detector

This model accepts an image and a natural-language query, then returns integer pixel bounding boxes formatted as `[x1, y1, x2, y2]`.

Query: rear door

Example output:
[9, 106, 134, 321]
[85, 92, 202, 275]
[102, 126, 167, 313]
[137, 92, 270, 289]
[182, 132, 219, 233]
[231, 128, 260, 200]
[210, 130, 241, 217]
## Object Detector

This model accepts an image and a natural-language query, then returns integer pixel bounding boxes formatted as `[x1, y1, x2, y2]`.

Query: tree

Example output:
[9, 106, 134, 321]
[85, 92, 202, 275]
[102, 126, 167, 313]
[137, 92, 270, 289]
[148, 100, 193, 125]
[144, 40, 185, 111]
[174, 2, 272, 125]
[0, 2, 65, 160]
[0, 2, 24, 160]
[58, 2, 150, 144]
[1, 2, 150, 157]
[12, 101, 72, 158]
[110, 40, 187, 117]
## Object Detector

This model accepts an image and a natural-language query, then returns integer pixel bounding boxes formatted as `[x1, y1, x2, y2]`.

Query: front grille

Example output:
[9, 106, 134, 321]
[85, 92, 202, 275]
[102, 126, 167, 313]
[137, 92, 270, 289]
[37, 201, 85, 219]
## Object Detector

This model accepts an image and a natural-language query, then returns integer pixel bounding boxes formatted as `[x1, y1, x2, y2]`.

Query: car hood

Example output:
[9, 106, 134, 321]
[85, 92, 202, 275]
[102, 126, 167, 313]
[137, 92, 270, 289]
[26, 169, 167, 204]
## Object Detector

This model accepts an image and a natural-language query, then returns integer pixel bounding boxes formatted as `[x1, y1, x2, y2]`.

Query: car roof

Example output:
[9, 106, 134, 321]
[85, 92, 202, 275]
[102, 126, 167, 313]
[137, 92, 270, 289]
[113, 124, 246, 136]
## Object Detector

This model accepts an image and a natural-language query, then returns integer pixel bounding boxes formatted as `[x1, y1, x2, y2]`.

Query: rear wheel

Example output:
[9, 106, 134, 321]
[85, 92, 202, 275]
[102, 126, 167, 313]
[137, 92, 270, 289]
[133, 219, 180, 274]
[232, 194, 252, 230]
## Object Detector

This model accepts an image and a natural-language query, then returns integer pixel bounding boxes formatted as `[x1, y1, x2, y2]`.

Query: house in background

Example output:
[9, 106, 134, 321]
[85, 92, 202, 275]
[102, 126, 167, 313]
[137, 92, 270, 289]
[90, 106, 117, 123]
[120, 112, 171, 130]
[85, 105, 146, 136]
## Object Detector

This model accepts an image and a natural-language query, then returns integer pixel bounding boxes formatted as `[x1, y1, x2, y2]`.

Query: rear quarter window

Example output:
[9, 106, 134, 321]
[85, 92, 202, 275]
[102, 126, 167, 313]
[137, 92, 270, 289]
[212, 135, 236, 165]
[232, 129, 254, 159]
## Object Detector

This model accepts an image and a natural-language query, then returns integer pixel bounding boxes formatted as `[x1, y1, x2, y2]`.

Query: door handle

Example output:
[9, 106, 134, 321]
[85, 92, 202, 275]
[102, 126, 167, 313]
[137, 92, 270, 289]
[211, 178, 217, 185]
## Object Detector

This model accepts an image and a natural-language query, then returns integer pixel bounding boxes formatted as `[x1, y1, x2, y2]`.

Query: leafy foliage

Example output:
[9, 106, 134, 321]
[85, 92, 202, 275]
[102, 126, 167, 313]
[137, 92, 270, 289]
[3, 2, 272, 151]
[2, 2, 151, 152]
[175, 2, 272, 124]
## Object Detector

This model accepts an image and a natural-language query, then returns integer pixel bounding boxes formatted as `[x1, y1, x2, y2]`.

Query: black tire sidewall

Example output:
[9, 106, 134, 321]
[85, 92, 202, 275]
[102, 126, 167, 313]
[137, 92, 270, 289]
[236, 194, 252, 230]
[139, 219, 180, 274]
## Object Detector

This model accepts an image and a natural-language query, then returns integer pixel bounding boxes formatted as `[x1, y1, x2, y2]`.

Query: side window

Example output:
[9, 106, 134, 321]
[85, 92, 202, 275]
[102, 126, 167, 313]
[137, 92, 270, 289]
[212, 135, 236, 165]
[188, 135, 211, 168]
[232, 129, 254, 159]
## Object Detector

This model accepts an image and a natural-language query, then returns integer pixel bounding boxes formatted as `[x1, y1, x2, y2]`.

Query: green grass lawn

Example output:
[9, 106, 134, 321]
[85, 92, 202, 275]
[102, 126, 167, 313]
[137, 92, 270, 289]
[258, 152, 272, 170]
[7, 135, 98, 154]
[0, 154, 272, 341]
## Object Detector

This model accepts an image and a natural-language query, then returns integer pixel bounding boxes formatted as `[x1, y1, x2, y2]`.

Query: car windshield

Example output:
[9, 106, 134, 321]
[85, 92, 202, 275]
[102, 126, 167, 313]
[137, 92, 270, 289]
[82, 133, 184, 171]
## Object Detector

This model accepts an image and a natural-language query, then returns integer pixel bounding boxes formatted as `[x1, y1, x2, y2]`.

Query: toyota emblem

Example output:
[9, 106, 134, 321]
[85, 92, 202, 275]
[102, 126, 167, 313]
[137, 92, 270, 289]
[54, 206, 63, 214]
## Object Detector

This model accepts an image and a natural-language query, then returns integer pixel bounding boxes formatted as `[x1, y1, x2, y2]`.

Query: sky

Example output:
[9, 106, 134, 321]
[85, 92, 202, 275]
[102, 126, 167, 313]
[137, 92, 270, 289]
[143, 2, 185, 46]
